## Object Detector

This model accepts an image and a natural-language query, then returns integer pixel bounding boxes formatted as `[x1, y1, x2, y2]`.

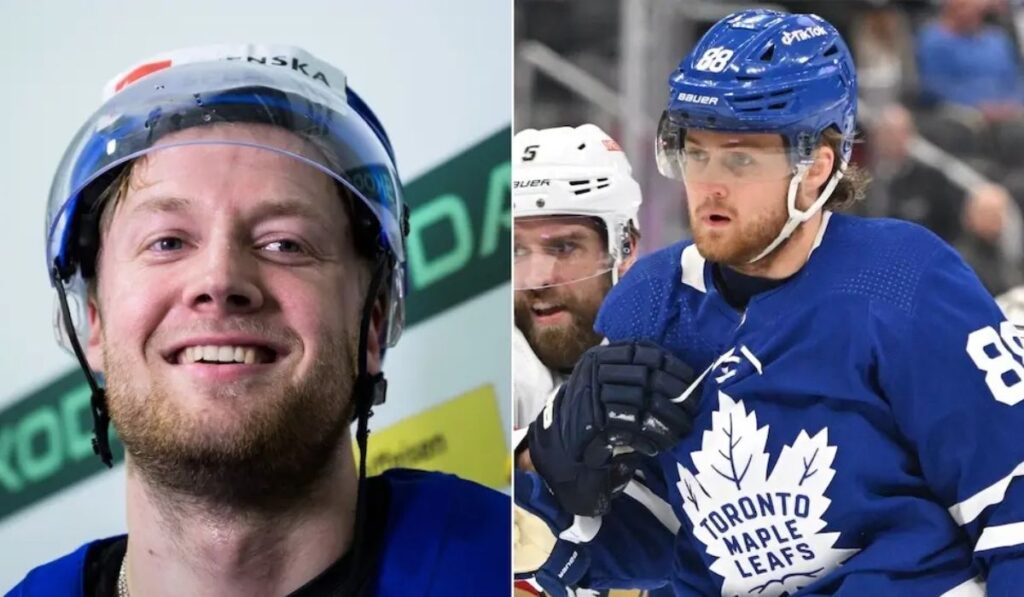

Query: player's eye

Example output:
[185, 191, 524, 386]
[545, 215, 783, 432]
[683, 148, 709, 164]
[149, 237, 184, 252]
[514, 244, 530, 259]
[724, 151, 755, 171]
[263, 239, 305, 254]
[547, 240, 579, 256]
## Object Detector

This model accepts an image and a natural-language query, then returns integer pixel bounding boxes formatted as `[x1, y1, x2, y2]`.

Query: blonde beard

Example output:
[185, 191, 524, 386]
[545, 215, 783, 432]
[104, 327, 359, 511]
[692, 201, 790, 268]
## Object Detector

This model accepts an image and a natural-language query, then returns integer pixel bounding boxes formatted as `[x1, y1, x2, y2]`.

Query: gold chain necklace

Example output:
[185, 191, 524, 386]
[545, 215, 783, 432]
[117, 553, 129, 597]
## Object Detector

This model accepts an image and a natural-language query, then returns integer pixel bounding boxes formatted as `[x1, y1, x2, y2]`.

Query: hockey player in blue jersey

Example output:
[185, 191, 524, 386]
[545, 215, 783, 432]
[518, 9, 1024, 596]
[9, 44, 507, 596]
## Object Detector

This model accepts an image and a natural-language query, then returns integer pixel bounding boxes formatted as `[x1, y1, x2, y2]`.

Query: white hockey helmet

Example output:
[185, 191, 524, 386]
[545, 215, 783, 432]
[998, 286, 1024, 331]
[513, 124, 642, 289]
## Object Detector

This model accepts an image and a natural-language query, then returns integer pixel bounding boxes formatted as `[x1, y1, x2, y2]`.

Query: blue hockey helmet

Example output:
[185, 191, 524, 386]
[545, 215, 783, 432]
[657, 9, 856, 173]
[656, 9, 857, 261]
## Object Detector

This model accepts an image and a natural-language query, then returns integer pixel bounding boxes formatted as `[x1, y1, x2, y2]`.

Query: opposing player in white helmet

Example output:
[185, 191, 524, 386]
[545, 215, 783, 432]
[513, 125, 677, 597]
[512, 124, 642, 435]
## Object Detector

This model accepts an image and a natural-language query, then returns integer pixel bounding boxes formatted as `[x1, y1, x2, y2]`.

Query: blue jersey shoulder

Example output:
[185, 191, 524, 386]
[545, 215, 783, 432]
[595, 214, 967, 356]
[808, 214, 960, 314]
[596, 240, 690, 342]
[7, 471, 509, 597]
[369, 469, 511, 596]
[6, 540, 94, 597]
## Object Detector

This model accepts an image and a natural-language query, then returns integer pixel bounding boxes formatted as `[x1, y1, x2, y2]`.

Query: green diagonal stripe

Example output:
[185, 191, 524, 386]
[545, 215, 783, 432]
[405, 128, 511, 323]
[0, 127, 510, 521]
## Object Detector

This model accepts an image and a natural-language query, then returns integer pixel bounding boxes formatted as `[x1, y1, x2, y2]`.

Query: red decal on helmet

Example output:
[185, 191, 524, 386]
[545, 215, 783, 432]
[114, 60, 173, 93]
[602, 138, 622, 151]
[513, 580, 542, 595]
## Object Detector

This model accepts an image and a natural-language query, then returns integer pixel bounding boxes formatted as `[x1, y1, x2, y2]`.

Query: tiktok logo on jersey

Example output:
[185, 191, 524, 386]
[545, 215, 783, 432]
[676, 393, 858, 596]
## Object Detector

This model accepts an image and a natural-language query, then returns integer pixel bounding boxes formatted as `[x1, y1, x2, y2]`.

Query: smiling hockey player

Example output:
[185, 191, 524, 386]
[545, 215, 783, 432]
[519, 9, 1024, 596]
[11, 44, 508, 597]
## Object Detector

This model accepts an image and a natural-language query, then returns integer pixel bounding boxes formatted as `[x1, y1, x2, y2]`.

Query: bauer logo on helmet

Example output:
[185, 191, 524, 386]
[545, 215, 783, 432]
[514, 179, 552, 189]
[677, 93, 719, 105]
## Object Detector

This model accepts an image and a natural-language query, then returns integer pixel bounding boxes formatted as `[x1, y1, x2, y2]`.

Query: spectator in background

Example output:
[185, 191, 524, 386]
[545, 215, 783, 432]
[863, 103, 964, 243]
[957, 183, 1024, 294]
[917, 0, 1024, 121]
[852, 6, 917, 110]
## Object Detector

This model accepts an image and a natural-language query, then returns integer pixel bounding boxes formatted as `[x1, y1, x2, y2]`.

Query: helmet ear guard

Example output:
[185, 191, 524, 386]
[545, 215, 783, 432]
[620, 225, 633, 259]
[611, 221, 636, 285]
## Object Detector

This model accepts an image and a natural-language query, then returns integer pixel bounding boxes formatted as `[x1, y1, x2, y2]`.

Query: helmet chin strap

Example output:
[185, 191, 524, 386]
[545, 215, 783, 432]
[342, 253, 390, 594]
[748, 161, 846, 264]
[51, 265, 113, 468]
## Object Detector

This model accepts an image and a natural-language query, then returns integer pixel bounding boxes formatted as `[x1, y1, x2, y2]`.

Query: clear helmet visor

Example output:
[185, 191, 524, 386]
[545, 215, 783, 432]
[514, 214, 615, 291]
[46, 59, 407, 350]
[656, 111, 797, 184]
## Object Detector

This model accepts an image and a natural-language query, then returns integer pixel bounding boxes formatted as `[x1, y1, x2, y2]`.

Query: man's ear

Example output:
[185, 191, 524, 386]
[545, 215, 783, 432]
[801, 144, 836, 207]
[365, 297, 386, 375]
[85, 294, 105, 374]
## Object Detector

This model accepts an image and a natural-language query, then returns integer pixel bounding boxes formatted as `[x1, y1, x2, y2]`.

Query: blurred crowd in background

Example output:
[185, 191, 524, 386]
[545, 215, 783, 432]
[516, 0, 1024, 297]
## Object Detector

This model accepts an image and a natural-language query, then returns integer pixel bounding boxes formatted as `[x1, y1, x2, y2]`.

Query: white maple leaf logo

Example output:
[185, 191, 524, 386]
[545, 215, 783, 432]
[677, 392, 858, 596]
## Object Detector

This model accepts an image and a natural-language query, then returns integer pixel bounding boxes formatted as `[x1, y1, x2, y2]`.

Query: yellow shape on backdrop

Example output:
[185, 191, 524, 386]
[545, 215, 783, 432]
[355, 384, 508, 489]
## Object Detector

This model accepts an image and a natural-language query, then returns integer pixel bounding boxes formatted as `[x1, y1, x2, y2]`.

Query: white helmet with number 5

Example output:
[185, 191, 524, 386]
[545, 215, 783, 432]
[513, 124, 642, 288]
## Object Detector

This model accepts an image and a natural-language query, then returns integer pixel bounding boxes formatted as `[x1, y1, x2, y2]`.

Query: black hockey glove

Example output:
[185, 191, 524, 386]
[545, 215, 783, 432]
[527, 340, 699, 516]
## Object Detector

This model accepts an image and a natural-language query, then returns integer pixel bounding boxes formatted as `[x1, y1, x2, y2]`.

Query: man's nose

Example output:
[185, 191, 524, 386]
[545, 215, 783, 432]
[181, 239, 265, 315]
[516, 253, 560, 290]
[690, 179, 729, 200]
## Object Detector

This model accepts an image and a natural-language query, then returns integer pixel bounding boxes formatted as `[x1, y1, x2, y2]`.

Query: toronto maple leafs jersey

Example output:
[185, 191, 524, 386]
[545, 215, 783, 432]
[580, 212, 1024, 596]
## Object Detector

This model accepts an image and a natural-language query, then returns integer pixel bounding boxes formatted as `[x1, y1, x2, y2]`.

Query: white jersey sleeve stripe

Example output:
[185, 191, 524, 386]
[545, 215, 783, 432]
[974, 521, 1024, 553]
[948, 460, 1024, 525]
[623, 480, 682, 534]
[939, 575, 986, 597]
